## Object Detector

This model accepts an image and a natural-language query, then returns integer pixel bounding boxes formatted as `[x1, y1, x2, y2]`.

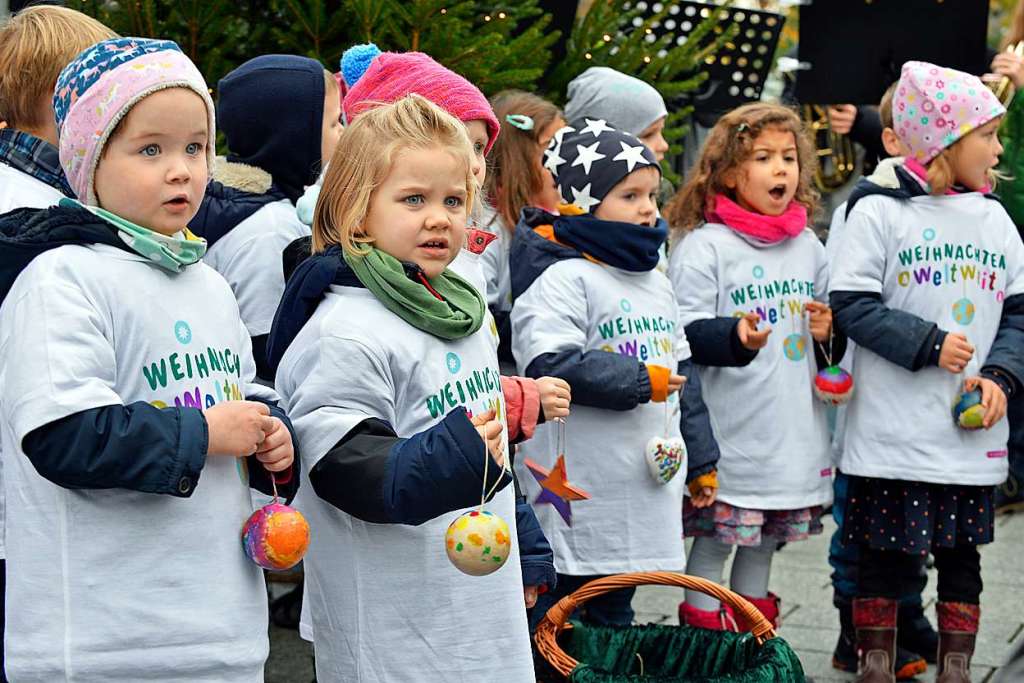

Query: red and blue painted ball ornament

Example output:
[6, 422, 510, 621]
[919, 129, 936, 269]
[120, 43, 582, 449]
[813, 365, 855, 405]
[445, 509, 511, 576]
[242, 502, 310, 571]
[951, 389, 985, 430]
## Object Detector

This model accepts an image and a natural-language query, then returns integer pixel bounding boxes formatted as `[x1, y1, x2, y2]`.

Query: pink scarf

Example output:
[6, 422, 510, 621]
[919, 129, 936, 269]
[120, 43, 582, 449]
[903, 158, 992, 195]
[704, 194, 807, 244]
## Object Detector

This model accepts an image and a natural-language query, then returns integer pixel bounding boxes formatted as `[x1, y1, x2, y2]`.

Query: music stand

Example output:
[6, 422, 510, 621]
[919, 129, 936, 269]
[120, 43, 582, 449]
[622, 1, 786, 116]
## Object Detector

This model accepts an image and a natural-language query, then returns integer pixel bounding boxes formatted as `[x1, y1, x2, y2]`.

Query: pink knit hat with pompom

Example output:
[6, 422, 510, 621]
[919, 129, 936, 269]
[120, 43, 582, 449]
[893, 61, 1005, 164]
[342, 50, 499, 154]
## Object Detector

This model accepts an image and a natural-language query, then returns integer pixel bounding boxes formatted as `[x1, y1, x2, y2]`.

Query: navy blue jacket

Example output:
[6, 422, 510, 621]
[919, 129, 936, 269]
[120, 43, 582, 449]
[833, 173, 1024, 399]
[0, 204, 300, 500]
[509, 207, 720, 481]
[267, 246, 556, 588]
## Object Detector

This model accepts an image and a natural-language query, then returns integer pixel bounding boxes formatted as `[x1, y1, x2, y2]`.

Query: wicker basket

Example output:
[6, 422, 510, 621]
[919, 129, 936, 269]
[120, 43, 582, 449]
[534, 572, 777, 678]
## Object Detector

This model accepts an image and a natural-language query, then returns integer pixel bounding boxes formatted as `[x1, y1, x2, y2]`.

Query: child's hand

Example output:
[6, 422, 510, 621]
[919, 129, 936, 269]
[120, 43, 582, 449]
[690, 486, 717, 508]
[537, 376, 571, 421]
[939, 333, 974, 374]
[804, 301, 833, 343]
[524, 585, 540, 609]
[668, 374, 686, 395]
[254, 416, 295, 472]
[471, 409, 505, 468]
[964, 376, 1008, 429]
[737, 313, 771, 351]
[205, 401, 273, 457]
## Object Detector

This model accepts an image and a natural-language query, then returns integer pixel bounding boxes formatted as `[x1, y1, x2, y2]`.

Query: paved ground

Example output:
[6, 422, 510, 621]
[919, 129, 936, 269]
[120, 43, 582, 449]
[265, 511, 1024, 682]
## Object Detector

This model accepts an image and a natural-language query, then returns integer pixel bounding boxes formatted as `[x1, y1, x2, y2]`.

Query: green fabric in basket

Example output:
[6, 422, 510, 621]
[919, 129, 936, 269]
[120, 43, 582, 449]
[563, 621, 805, 682]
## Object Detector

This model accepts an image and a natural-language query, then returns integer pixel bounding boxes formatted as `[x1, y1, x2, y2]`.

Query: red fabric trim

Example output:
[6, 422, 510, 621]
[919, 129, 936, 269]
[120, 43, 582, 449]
[500, 376, 525, 441]
[937, 601, 980, 633]
[517, 377, 541, 441]
[852, 597, 898, 628]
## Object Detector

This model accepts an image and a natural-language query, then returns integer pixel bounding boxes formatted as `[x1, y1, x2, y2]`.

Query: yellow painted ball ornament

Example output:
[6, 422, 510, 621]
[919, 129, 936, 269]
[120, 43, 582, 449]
[445, 510, 511, 576]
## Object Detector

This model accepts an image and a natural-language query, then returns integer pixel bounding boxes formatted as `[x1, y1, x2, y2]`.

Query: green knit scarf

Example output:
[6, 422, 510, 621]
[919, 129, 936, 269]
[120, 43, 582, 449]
[343, 246, 484, 340]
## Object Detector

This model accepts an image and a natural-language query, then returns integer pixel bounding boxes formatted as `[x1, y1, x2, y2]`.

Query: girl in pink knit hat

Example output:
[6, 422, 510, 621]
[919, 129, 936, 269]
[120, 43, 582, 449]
[829, 61, 1024, 683]
[341, 43, 499, 188]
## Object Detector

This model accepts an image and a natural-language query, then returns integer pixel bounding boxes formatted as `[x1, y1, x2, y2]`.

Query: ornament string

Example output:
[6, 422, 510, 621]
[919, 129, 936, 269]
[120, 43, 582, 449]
[478, 418, 510, 511]
[271, 473, 279, 504]
[815, 322, 834, 367]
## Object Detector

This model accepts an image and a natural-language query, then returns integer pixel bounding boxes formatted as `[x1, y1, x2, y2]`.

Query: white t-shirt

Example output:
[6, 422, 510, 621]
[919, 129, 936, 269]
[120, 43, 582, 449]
[669, 224, 833, 510]
[0, 163, 67, 561]
[479, 209, 513, 314]
[203, 199, 310, 337]
[829, 193, 1024, 485]
[0, 243, 273, 682]
[511, 258, 687, 575]
[826, 201, 855, 462]
[276, 285, 533, 683]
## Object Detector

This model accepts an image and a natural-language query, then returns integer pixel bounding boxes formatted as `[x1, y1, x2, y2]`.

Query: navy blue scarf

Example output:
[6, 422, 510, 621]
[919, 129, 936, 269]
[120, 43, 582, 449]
[552, 214, 667, 272]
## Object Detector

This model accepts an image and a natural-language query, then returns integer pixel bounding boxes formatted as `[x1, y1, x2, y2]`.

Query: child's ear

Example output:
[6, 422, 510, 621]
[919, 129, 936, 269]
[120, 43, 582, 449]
[722, 169, 738, 190]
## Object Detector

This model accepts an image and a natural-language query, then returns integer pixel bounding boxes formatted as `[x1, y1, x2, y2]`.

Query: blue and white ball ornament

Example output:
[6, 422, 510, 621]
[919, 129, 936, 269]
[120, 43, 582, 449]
[951, 389, 985, 430]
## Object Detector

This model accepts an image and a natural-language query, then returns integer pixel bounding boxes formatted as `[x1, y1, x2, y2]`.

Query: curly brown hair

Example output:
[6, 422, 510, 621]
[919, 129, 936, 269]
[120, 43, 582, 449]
[485, 90, 563, 232]
[665, 102, 819, 236]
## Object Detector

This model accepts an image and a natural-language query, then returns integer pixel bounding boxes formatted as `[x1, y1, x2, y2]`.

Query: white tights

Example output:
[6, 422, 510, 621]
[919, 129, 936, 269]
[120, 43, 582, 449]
[684, 537, 776, 611]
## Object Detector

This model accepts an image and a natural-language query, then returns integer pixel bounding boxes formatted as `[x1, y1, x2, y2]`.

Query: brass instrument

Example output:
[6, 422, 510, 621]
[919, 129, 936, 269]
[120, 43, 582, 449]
[989, 42, 1024, 106]
[803, 104, 857, 193]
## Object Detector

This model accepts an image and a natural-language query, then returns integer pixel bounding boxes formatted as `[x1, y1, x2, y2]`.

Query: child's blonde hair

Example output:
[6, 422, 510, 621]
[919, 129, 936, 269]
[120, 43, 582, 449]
[313, 94, 476, 255]
[665, 102, 819, 235]
[925, 139, 1001, 196]
[879, 82, 898, 130]
[485, 90, 563, 232]
[0, 6, 116, 131]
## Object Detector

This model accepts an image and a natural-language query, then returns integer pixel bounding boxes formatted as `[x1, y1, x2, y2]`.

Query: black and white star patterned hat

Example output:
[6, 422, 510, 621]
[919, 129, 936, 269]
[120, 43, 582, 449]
[543, 117, 660, 213]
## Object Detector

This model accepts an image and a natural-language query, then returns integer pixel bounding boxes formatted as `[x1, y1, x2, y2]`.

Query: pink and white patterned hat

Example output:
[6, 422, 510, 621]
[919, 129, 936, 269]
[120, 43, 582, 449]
[893, 61, 1005, 164]
[54, 38, 215, 205]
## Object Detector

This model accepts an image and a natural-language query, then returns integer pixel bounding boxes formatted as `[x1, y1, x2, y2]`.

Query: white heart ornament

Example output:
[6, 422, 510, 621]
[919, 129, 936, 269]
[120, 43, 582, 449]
[645, 436, 685, 485]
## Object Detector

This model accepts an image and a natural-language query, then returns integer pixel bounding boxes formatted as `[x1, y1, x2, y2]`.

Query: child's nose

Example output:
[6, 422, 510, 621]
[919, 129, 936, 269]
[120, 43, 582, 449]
[424, 206, 451, 229]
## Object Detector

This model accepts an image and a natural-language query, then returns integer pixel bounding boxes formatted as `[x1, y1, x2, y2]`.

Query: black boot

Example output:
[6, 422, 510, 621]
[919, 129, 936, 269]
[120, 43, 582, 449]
[897, 602, 938, 664]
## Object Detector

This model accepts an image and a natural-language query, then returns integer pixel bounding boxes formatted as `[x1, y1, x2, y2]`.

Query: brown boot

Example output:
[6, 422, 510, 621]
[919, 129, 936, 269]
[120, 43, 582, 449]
[853, 597, 897, 683]
[936, 602, 980, 683]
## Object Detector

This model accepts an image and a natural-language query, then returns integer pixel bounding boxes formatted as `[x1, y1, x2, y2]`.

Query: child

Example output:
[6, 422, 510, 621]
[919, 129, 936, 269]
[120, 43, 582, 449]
[0, 38, 297, 681]
[267, 94, 566, 682]
[191, 54, 342, 381]
[0, 5, 115, 210]
[483, 90, 565, 367]
[665, 103, 837, 630]
[826, 83, 937, 680]
[0, 8, 115, 673]
[564, 66, 670, 161]
[510, 120, 719, 628]
[328, 45, 562, 618]
[829, 62, 1024, 682]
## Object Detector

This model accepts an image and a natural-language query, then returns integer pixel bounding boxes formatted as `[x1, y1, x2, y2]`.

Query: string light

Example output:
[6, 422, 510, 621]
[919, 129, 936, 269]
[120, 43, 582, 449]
[585, 52, 593, 60]
[440, 8, 447, 14]
[498, 11, 506, 19]
[602, 33, 612, 41]
[484, 14, 491, 21]
[643, 55, 652, 63]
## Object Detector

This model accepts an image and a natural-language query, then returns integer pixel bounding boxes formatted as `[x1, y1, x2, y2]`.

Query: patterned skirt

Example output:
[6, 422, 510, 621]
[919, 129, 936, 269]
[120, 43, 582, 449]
[840, 475, 995, 556]
[683, 499, 825, 547]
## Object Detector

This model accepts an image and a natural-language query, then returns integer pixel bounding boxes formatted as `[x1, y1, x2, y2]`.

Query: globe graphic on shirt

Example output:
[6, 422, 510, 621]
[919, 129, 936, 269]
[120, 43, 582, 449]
[783, 333, 806, 361]
[952, 298, 975, 326]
